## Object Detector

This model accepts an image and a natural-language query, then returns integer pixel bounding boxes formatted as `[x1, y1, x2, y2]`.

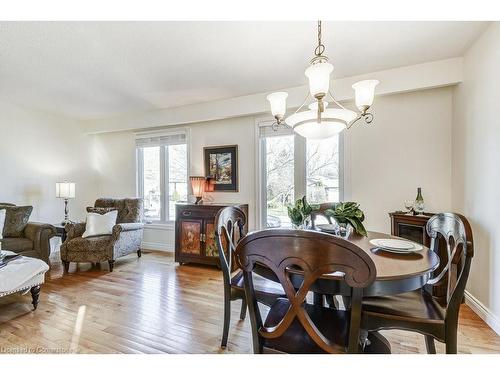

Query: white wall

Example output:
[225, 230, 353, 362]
[0, 100, 97, 223]
[452, 22, 500, 333]
[346, 87, 453, 232]
[94, 116, 256, 250]
[93, 87, 453, 250]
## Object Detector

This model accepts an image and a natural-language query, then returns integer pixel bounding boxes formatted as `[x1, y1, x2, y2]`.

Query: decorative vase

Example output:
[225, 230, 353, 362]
[334, 221, 353, 239]
[292, 216, 311, 230]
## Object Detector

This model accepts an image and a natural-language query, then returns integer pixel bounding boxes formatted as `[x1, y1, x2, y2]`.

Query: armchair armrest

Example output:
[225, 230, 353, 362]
[112, 222, 144, 234]
[65, 222, 86, 241]
[112, 222, 144, 241]
[23, 222, 56, 263]
[24, 222, 56, 241]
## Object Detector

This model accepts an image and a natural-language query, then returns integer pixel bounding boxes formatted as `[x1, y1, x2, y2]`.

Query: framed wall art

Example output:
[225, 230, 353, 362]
[203, 145, 238, 192]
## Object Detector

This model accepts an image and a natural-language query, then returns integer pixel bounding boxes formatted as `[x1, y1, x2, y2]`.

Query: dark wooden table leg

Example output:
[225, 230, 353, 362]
[30, 285, 41, 310]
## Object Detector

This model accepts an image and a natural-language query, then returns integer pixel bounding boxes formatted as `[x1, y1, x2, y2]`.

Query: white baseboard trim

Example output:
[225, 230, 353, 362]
[141, 241, 174, 253]
[464, 290, 500, 335]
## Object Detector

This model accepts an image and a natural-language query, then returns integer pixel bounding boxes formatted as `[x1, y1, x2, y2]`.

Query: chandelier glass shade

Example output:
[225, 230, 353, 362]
[266, 91, 288, 118]
[352, 79, 379, 110]
[305, 59, 334, 98]
[267, 21, 379, 139]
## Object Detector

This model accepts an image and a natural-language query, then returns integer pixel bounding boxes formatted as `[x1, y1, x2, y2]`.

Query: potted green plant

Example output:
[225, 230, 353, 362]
[324, 202, 367, 236]
[287, 196, 319, 229]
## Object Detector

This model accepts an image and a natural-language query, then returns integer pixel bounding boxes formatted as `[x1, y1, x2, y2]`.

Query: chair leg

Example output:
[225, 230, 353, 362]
[445, 332, 457, 354]
[239, 297, 247, 320]
[137, 249, 142, 258]
[62, 261, 70, 273]
[424, 335, 436, 354]
[108, 260, 115, 272]
[347, 288, 363, 353]
[221, 292, 231, 348]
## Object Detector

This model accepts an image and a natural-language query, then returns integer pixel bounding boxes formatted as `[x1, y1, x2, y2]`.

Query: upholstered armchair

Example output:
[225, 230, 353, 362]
[60, 198, 144, 272]
[0, 202, 56, 264]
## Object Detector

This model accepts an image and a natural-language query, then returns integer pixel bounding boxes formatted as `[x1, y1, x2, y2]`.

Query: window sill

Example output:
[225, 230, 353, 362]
[144, 222, 175, 231]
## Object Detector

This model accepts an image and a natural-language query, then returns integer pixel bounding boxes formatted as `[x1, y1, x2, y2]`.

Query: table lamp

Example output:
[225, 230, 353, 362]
[56, 182, 75, 225]
[190, 176, 205, 204]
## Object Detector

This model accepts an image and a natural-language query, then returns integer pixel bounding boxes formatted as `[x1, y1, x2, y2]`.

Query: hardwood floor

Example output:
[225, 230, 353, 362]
[0, 250, 499, 354]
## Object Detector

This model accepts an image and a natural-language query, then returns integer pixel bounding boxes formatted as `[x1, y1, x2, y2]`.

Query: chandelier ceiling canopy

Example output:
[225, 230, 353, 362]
[266, 21, 379, 139]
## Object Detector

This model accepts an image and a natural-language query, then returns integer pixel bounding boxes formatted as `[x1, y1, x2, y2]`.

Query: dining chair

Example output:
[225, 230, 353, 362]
[311, 203, 343, 308]
[215, 207, 284, 348]
[235, 229, 377, 354]
[361, 213, 474, 354]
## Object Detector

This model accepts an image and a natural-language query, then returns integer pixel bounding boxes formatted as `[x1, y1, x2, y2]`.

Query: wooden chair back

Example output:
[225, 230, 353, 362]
[426, 213, 474, 317]
[236, 229, 376, 353]
[215, 207, 247, 285]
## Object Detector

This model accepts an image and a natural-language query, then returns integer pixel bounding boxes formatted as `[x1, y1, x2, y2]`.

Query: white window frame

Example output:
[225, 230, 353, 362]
[254, 117, 344, 229]
[135, 128, 190, 225]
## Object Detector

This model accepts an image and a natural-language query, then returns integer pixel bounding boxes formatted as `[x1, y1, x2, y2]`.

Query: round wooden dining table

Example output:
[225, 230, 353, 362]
[302, 230, 441, 297]
[254, 230, 440, 353]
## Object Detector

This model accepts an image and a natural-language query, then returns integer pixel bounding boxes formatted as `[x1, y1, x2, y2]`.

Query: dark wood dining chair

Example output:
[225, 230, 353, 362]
[361, 213, 474, 354]
[215, 207, 284, 348]
[235, 229, 377, 354]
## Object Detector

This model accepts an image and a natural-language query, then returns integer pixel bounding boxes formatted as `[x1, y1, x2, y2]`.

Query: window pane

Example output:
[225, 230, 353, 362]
[265, 135, 294, 228]
[306, 136, 340, 204]
[168, 144, 188, 220]
[142, 146, 161, 221]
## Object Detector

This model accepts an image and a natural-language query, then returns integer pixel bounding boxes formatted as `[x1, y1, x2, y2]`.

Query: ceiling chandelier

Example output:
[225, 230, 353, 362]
[266, 21, 379, 139]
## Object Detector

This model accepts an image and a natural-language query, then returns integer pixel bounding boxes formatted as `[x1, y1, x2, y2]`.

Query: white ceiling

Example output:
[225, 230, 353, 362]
[0, 21, 489, 120]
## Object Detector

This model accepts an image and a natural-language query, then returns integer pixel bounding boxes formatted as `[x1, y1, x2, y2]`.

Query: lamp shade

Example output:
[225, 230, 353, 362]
[286, 106, 357, 139]
[56, 182, 75, 199]
[190, 176, 205, 198]
[305, 61, 334, 97]
[266, 92, 288, 118]
[293, 121, 346, 140]
[352, 80, 379, 110]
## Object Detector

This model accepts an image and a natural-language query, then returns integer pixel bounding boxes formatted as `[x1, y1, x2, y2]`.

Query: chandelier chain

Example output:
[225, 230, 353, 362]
[314, 20, 325, 57]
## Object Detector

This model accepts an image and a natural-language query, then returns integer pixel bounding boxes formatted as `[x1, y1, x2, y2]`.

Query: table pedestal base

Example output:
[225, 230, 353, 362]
[362, 332, 391, 354]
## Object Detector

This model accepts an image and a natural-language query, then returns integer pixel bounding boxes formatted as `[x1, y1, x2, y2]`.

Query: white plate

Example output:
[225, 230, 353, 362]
[369, 238, 423, 253]
[377, 239, 414, 250]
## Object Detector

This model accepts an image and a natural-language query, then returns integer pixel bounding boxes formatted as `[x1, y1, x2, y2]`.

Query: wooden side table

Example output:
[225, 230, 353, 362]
[175, 203, 248, 268]
[389, 211, 435, 246]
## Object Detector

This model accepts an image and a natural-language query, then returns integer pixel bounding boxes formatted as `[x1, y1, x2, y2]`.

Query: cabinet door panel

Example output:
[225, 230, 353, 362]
[204, 221, 221, 257]
[180, 220, 202, 255]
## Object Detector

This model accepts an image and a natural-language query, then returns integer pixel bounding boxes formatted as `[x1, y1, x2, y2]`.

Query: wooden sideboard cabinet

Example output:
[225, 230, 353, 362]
[389, 211, 435, 246]
[389, 211, 449, 303]
[175, 203, 249, 267]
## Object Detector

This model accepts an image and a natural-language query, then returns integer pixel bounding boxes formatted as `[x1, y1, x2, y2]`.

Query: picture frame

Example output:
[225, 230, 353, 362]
[203, 145, 238, 192]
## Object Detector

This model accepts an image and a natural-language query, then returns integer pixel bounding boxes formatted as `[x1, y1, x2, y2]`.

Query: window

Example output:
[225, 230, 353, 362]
[265, 134, 295, 228]
[136, 131, 188, 223]
[258, 121, 342, 228]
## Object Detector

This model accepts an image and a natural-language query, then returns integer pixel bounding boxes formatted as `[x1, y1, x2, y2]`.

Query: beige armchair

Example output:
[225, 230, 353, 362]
[0, 203, 56, 264]
[60, 198, 144, 272]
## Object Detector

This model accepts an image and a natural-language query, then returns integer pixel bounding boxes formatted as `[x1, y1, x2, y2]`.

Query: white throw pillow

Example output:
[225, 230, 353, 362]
[0, 209, 6, 240]
[82, 210, 118, 238]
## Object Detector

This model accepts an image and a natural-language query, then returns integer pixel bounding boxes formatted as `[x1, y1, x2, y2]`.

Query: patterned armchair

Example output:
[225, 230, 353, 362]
[60, 198, 144, 272]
